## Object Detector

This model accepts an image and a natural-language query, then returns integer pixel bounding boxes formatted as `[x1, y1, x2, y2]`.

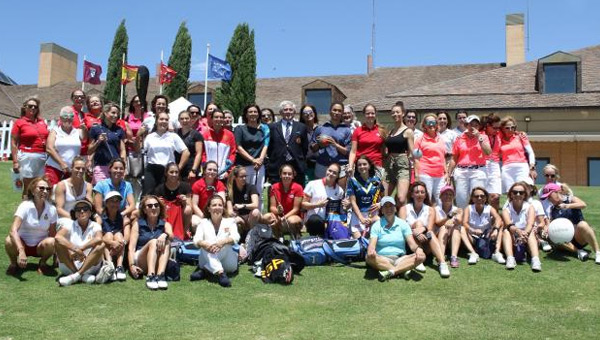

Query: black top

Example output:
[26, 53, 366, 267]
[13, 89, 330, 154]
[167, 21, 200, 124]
[231, 183, 259, 215]
[153, 182, 191, 202]
[234, 124, 267, 166]
[385, 127, 409, 154]
[176, 128, 204, 173]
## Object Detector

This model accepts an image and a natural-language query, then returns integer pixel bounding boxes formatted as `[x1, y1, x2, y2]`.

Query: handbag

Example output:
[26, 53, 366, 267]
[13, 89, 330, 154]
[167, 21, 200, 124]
[127, 153, 144, 177]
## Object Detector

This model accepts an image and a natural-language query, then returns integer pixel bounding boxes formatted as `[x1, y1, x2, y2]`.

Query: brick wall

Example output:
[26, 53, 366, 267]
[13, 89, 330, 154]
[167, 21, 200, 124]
[532, 141, 600, 186]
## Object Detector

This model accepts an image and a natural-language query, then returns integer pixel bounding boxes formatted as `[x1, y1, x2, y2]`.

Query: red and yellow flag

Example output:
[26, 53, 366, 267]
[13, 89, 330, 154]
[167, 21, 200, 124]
[121, 64, 139, 85]
[159, 62, 177, 84]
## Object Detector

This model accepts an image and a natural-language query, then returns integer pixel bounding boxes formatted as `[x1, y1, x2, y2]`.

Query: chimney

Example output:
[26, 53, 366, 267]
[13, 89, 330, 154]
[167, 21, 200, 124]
[367, 54, 374, 75]
[505, 13, 525, 66]
[38, 43, 77, 88]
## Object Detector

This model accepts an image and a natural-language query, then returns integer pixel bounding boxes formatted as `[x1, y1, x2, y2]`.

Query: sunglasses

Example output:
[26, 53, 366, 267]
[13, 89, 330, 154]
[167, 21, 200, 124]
[425, 121, 437, 127]
[189, 111, 200, 115]
[504, 126, 516, 131]
[73, 95, 85, 99]
[545, 174, 556, 178]
[511, 190, 526, 196]
[473, 194, 486, 199]
[74, 206, 91, 213]
[27, 104, 39, 110]
[406, 116, 416, 120]
[37, 186, 52, 192]
[302, 111, 314, 115]
[145, 203, 160, 209]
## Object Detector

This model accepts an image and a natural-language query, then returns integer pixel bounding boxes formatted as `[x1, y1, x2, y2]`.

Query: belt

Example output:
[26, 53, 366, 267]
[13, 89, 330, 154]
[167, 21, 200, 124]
[457, 164, 485, 169]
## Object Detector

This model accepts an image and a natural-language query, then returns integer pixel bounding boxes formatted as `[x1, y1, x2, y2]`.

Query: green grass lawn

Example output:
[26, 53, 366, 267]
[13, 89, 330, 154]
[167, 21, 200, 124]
[1, 161, 600, 339]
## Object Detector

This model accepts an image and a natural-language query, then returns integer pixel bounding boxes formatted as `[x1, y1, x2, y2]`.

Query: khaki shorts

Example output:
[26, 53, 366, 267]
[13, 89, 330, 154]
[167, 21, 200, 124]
[385, 154, 410, 182]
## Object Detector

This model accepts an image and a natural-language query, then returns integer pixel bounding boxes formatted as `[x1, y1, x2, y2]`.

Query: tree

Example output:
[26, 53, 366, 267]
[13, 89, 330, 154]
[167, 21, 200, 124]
[104, 19, 129, 104]
[164, 22, 192, 100]
[214, 23, 256, 119]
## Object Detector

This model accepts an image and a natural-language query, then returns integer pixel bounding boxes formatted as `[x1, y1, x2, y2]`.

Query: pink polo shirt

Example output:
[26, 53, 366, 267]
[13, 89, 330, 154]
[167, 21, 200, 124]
[452, 133, 487, 167]
[486, 133, 501, 163]
[414, 133, 446, 177]
[500, 133, 530, 165]
[351, 124, 384, 166]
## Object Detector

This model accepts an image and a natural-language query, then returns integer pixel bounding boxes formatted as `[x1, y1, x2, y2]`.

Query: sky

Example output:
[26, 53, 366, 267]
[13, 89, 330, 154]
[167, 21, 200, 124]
[1, 0, 599, 85]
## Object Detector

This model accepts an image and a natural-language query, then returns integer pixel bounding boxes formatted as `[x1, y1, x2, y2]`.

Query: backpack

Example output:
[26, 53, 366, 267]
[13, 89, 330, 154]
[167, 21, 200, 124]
[176, 241, 201, 265]
[245, 224, 273, 262]
[290, 236, 328, 266]
[472, 230, 494, 259]
[323, 238, 368, 265]
[251, 238, 305, 284]
[324, 199, 351, 240]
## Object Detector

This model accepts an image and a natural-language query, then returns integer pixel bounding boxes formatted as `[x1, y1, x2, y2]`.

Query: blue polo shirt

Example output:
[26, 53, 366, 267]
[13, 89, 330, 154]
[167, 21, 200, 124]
[89, 122, 125, 166]
[370, 216, 412, 256]
[312, 121, 352, 166]
[347, 175, 382, 212]
[93, 179, 133, 211]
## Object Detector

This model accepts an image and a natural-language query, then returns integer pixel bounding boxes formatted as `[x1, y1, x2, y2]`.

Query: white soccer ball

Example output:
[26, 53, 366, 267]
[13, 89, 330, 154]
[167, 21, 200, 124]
[548, 218, 575, 244]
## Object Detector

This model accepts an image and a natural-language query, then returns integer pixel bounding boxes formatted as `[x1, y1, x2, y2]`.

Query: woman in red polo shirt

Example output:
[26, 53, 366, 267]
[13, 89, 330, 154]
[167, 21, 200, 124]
[413, 113, 447, 206]
[11, 98, 50, 198]
[500, 116, 537, 194]
[263, 164, 303, 238]
[192, 161, 226, 221]
[348, 103, 387, 188]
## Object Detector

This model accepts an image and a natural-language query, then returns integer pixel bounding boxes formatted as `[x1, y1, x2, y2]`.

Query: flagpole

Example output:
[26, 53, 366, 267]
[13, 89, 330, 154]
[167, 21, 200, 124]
[204, 43, 210, 114]
[82, 55, 86, 91]
[120, 53, 125, 112]
[160, 50, 164, 95]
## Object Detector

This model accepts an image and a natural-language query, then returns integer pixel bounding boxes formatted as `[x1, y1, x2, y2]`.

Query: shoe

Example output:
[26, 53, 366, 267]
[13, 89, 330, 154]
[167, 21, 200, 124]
[506, 256, 516, 270]
[577, 249, 589, 262]
[415, 263, 427, 273]
[403, 270, 412, 280]
[531, 257, 542, 272]
[438, 262, 450, 278]
[378, 270, 393, 282]
[492, 252, 506, 264]
[190, 267, 206, 281]
[540, 240, 552, 252]
[468, 253, 479, 265]
[595, 252, 600, 264]
[82, 274, 96, 284]
[115, 266, 127, 281]
[146, 275, 158, 290]
[156, 273, 168, 290]
[37, 262, 53, 275]
[6, 264, 19, 276]
[59, 273, 81, 286]
[218, 273, 231, 288]
[450, 256, 459, 268]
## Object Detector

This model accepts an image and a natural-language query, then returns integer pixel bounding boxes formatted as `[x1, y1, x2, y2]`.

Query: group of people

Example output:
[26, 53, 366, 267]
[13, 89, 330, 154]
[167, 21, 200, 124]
[5, 92, 599, 288]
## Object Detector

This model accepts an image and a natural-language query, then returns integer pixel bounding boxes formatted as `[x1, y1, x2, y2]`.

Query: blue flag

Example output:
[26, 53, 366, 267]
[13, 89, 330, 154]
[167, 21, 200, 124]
[207, 54, 232, 81]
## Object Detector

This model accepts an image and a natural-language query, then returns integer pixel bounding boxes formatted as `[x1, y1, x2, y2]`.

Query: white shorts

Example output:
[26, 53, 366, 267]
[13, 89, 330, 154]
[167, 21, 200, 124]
[17, 151, 47, 178]
[350, 211, 369, 233]
[485, 160, 502, 194]
[501, 162, 530, 193]
[59, 260, 102, 276]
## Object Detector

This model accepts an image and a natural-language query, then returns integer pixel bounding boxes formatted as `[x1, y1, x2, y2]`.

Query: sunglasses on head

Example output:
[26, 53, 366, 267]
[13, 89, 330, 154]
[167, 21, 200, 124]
[145, 203, 160, 209]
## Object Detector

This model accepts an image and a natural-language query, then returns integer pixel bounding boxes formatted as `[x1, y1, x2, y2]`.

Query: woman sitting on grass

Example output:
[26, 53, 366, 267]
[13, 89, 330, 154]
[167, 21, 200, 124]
[101, 191, 127, 281]
[433, 185, 464, 268]
[460, 187, 504, 267]
[302, 163, 345, 237]
[367, 196, 425, 282]
[153, 163, 193, 240]
[226, 166, 261, 243]
[192, 195, 240, 288]
[262, 164, 303, 238]
[399, 181, 450, 278]
[128, 195, 173, 291]
[502, 182, 540, 272]
[5, 177, 57, 276]
[347, 156, 382, 238]
[55, 199, 105, 286]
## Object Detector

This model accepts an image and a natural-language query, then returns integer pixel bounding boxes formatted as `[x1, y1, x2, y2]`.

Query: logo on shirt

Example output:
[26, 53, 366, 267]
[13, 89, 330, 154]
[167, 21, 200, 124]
[289, 194, 295, 199]
[43, 214, 48, 220]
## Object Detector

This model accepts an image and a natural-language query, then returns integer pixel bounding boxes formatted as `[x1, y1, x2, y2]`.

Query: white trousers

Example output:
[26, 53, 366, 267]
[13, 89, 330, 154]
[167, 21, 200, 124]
[453, 167, 487, 209]
[419, 174, 445, 206]
[198, 245, 238, 274]
[485, 160, 502, 194]
[501, 162, 530, 193]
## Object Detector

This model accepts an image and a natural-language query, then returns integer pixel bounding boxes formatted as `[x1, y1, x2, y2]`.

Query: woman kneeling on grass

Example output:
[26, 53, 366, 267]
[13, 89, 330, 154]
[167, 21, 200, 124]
[55, 199, 105, 286]
[399, 181, 450, 278]
[367, 196, 425, 281]
[5, 177, 57, 276]
[502, 182, 541, 272]
[192, 195, 240, 288]
[128, 195, 173, 290]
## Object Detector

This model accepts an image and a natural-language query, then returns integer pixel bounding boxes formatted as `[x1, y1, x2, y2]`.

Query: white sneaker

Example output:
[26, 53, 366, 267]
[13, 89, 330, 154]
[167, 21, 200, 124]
[577, 249, 589, 262]
[156, 274, 168, 290]
[82, 274, 96, 284]
[492, 252, 506, 264]
[595, 252, 600, 264]
[468, 253, 479, 265]
[438, 262, 450, 278]
[415, 263, 427, 273]
[506, 256, 516, 270]
[146, 275, 159, 290]
[531, 257, 542, 272]
[540, 240, 552, 252]
[59, 273, 81, 286]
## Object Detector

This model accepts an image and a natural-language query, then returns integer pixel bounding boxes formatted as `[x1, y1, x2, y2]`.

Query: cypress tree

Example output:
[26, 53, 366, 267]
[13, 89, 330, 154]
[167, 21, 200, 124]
[214, 23, 256, 119]
[104, 19, 129, 104]
[164, 22, 192, 100]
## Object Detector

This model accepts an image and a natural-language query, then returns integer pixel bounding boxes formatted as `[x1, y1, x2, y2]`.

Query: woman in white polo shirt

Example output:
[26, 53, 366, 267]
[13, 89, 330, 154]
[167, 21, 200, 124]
[138, 111, 190, 195]
[5, 176, 57, 276]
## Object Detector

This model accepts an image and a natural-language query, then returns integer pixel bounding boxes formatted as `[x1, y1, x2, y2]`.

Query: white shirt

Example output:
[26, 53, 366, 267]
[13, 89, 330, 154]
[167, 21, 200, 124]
[144, 131, 187, 165]
[405, 203, 431, 226]
[303, 179, 344, 221]
[466, 204, 492, 231]
[61, 220, 102, 255]
[46, 126, 82, 170]
[503, 198, 545, 217]
[194, 217, 240, 244]
[506, 201, 531, 230]
[439, 128, 458, 154]
[15, 201, 58, 246]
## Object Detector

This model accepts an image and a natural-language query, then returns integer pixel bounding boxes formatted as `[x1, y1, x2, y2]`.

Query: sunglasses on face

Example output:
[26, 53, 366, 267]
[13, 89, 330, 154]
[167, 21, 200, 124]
[74, 206, 91, 213]
[145, 203, 160, 209]
[27, 104, 39, 110]
[425, 121, 437, 127]
[406, 116, 416, 120]
[73, 95, 85, 99]
[189, 111, 200, 115]
[473, 194, 486, 199]
[302, 111, 314, 115]
[545, 174, 556, 178]
[511, 190, 526, 196]
[504, 126, 516, 131]
[37, 186, 51, 192]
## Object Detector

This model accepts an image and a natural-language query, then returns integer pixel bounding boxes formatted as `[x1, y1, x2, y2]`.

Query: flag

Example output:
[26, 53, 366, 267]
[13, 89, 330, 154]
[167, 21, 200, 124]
[159, 62, 177, 84]
[207, 54, 232, 81]
[83, 60, 102, 85]
[121, 64, 139, 85]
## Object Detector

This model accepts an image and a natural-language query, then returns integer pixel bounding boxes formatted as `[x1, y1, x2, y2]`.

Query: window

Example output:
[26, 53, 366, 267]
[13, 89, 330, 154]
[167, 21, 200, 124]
[588, 158, 600, 186]
[305, 89, 332, 115]
[535, 158, 550, 185]
[543, 63, 576, 94]
[187, 93, 212, 110]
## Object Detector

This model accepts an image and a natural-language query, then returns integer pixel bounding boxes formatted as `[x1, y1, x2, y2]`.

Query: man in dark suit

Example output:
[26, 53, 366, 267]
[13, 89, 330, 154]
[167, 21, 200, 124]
[267, 100, 308, 184]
